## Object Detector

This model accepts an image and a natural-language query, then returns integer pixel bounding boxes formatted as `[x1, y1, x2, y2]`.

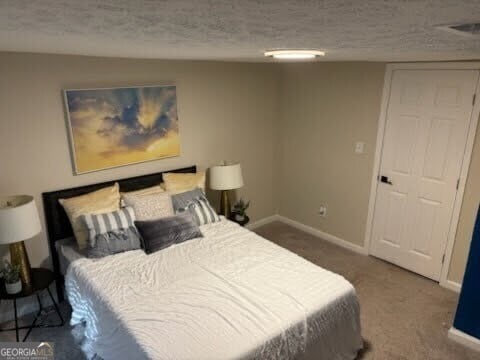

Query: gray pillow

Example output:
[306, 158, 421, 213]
[81, 207, 142, 258]
[171, 188, 205, 211]
[171, 188, 220, 225]
[135, 212, 203, 254]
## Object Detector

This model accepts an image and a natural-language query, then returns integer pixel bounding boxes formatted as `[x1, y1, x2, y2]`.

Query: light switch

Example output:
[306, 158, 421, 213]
[355, 142, 365, 154]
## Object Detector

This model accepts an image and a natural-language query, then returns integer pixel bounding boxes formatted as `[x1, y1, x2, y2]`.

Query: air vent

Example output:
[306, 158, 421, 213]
[437, 22, 480, 37]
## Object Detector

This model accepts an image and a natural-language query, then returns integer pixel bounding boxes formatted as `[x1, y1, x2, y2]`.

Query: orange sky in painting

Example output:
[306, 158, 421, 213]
[65, 86, 180, 173]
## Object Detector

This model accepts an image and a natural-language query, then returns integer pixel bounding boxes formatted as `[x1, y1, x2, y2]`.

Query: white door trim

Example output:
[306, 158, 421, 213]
[364, 62, 480, 290]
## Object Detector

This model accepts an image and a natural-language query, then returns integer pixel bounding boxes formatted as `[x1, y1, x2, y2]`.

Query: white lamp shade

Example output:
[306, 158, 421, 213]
[209, 163, 244, 190]
[0, 195, 42, 244]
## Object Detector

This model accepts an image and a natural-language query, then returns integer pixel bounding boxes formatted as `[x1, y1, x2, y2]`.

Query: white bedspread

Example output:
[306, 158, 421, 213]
[66, 220, 362, 360]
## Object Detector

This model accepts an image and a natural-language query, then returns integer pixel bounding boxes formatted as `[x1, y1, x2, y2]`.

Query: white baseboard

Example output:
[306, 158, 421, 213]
[448, 327, 480, 352]
[276, 215, 368, 255]
[440, 279, 462, 293]
[246, 215, 281, 230]
[274, 216, 463, 290]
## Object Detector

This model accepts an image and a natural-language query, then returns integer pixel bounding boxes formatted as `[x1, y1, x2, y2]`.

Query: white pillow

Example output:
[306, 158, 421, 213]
[120, 185, 164, 207]
[122, 192, 174, 221]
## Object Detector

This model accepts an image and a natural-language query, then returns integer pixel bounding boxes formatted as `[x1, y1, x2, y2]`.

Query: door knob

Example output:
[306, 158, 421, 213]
[380, 175, 393, 185]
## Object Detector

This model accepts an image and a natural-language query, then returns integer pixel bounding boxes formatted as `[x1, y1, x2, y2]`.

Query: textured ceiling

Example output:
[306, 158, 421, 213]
[0, 0, 479, 61]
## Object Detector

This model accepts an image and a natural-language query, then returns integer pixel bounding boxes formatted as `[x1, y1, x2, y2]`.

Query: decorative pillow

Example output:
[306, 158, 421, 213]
[121, 185, 164, 197]
[172, 189, 220, 226]
[171, 188, 205, 210]
[81, 207, 141, 258]
[135, 212, 203, 254]
[163, 171, 206, 193]
[59, 183, 120, 249]
[120, 185, 164, 207]
[122, 192, 174, 221]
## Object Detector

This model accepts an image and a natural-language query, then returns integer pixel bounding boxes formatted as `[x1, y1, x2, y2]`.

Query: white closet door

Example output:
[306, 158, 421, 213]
[370, 69, 479, 280]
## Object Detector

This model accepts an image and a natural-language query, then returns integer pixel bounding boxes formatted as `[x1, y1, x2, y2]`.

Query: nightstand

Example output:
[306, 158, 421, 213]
[0, 268, 64, 342]
[229, 215, 250, 227]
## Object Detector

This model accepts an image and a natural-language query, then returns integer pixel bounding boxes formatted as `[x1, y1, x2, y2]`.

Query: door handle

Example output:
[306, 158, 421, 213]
[379, 175, 393, 185]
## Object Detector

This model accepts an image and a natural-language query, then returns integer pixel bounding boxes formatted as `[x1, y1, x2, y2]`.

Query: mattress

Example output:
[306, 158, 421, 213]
[55, 237, 85, 275]
[66, 220, 362, 360]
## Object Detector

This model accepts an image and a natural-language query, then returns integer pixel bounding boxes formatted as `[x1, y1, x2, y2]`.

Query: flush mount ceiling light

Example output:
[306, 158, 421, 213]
[264, 49, 325, 60]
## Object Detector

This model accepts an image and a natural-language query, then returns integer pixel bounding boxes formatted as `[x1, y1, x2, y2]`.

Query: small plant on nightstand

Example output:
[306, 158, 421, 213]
[1, 260, 22, 294]
[232, 198, 250, 222]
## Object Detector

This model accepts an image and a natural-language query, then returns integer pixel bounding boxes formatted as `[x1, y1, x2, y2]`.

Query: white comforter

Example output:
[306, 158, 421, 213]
[66, 220, 362, 360]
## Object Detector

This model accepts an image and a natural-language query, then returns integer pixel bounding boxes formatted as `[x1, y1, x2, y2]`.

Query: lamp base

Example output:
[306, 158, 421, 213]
[219, 190, 231, 219]
[9, 241, 32, 289]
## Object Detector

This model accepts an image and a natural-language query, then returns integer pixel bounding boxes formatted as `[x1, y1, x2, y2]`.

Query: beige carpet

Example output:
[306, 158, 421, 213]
[254, 221, 480, 360]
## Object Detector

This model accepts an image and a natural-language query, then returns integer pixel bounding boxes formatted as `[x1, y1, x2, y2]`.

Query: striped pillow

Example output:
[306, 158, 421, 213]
[176, 196, 220, 226]
[81, 207, 141, 258]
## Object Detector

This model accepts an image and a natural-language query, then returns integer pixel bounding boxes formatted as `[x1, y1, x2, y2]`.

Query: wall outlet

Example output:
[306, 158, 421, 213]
[318, 206, 327, 217]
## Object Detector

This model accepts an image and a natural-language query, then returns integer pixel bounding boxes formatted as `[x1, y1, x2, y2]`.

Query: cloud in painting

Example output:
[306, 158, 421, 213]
[67, 86, 178, 152]
[65, 86, 180, 173]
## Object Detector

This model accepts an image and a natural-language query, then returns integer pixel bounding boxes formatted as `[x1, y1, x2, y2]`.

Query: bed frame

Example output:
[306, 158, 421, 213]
[42, 165, 197, 302]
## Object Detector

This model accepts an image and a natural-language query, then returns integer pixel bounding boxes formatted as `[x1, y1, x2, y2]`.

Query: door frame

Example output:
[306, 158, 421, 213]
[364, 62, 480, 292]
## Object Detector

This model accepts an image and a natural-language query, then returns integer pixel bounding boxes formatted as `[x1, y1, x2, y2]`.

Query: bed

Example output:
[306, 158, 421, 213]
[42, 166, 363, 360]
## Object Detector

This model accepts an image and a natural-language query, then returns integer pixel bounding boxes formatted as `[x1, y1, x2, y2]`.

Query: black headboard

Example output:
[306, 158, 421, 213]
[42, 165, 196, 301]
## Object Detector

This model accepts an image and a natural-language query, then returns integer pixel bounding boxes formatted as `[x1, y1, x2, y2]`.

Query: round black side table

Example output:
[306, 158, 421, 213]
[229, 215, 250, 227]
[0, 268, 64, 342]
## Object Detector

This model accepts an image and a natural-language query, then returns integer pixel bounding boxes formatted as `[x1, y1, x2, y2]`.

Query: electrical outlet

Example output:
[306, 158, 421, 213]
[318, 206, 327, 217]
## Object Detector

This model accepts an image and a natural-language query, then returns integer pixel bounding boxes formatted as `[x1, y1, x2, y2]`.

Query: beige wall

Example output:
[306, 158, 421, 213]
[0, 52, 281, 269]
[278, 62, 480, 284]
[0, 52, 477, 290]
[278, 63, 386, 246]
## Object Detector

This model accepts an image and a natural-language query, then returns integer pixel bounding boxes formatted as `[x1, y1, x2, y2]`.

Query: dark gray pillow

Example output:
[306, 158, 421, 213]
[171, 188, 205, 211]
[135, 212, 203, 254]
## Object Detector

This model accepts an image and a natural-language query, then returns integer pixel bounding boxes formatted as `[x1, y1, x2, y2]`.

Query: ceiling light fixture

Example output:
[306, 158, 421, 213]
[264, 49, 325, 60]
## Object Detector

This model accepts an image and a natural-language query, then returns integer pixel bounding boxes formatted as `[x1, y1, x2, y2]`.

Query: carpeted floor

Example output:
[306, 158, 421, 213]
[255, 222, 479, 360]
[0, 221, 478, 359]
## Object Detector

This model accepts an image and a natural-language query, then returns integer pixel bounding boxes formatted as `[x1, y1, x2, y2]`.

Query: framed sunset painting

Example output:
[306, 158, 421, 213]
[64, 85, 180, 174]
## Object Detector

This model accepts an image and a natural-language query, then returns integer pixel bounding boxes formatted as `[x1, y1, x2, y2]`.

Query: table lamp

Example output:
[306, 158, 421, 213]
[0, 195, 42, 288]
[210, 162, 244, 219]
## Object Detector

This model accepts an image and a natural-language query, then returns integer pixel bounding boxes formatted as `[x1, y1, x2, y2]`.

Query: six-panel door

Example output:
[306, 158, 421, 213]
[370, 69, 479, 280]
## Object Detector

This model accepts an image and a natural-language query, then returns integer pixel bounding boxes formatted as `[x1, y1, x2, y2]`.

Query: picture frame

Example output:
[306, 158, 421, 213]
[63, 85, 180, 174]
